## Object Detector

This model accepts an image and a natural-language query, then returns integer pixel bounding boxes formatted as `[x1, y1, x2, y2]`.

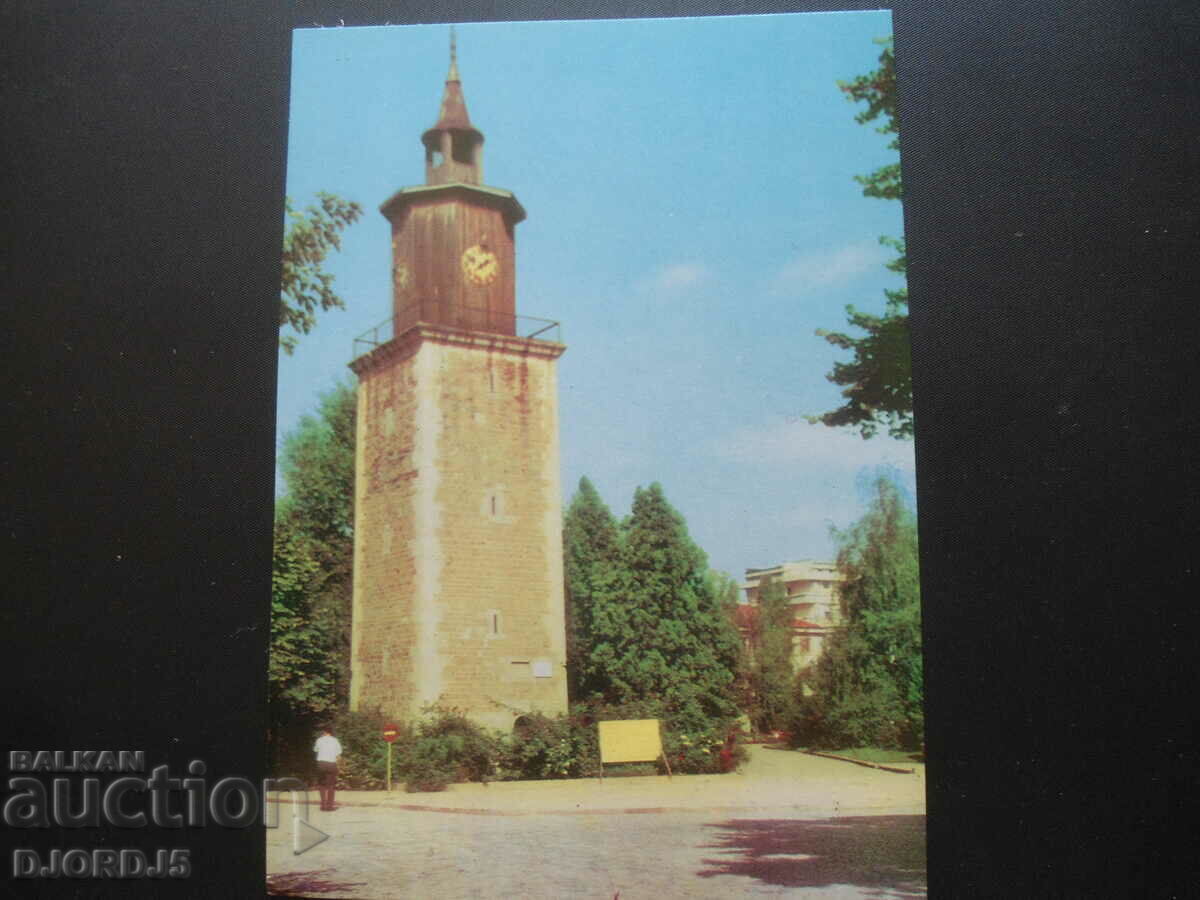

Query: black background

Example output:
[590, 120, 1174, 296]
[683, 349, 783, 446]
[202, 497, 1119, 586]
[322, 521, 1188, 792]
[3, 1, 1198, 896]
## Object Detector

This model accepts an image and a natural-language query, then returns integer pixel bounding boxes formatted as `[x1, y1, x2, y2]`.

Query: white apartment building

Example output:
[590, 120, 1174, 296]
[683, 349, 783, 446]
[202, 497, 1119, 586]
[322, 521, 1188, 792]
[737, 560, 844, 670]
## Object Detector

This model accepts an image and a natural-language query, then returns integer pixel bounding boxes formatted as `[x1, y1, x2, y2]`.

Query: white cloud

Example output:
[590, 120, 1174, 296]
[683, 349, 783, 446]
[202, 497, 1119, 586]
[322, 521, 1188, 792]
[771, 242, 887, 296]
[713, 417, 916, 476]
[637, 262, 711, 295]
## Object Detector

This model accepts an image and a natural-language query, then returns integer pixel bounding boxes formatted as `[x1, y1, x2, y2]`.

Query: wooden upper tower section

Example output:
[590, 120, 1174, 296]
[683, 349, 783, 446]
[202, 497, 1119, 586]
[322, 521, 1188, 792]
[380, 31, 526, 337]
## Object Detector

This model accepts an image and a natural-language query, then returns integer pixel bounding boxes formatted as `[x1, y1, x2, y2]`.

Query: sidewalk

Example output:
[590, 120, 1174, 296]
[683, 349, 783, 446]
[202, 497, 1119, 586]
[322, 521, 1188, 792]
[267, 746, 927, 899]
[283, 745, 926, 818]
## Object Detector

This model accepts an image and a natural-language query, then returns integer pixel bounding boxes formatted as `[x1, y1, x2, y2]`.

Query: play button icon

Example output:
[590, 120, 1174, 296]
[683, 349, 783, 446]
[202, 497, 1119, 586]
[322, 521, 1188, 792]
[293, 816, 330, 855]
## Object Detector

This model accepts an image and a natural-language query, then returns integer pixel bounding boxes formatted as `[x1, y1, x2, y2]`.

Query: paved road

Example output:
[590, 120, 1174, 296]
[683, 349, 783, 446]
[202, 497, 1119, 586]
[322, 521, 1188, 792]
[266, 746, 926, 898]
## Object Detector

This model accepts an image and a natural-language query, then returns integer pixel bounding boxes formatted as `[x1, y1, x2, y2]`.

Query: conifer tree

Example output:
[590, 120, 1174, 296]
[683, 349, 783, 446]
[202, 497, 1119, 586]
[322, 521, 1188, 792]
[562, 477, 623, 700]
[587, 483, 740, 721]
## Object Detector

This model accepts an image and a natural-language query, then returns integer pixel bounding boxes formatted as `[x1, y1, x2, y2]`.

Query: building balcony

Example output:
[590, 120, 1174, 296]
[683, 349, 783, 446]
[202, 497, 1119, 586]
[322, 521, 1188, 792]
[353, 300, 561, 360]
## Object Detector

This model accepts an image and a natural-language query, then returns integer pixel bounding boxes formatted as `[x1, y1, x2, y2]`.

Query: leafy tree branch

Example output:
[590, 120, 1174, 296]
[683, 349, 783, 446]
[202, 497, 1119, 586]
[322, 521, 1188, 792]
[280, 192, 363, 354]
[812, 37, 913, 440]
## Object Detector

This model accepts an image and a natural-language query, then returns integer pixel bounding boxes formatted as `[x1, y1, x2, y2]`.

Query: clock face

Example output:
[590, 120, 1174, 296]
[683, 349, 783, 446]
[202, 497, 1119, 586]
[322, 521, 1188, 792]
[392, 262, 411, 291]
[461, 244, 499, 286]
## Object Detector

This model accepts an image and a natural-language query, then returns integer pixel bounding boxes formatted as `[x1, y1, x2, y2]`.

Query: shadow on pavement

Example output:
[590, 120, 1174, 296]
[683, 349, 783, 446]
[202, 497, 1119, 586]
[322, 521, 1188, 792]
[698, 815, 926, 897]
[267, 868, 368, 897]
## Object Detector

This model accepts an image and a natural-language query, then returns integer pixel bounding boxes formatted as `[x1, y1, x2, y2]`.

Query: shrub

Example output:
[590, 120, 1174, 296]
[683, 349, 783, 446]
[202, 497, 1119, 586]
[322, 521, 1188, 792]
[394, 705, 502, 792]
[332, 708, 403, 789]
[497, 710, 599, 780]
[287, 698, 747, 792]
[413, 705, 498, 782]
[567, 697, 746, 776]
[494, 698, 744, 781]
[789, 676, 909, 751]
[398, 736, 460, 793]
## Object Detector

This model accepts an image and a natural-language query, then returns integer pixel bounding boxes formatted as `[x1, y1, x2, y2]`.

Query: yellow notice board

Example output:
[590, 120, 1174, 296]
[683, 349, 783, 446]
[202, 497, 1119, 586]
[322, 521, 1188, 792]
[598, 719, 663, 764]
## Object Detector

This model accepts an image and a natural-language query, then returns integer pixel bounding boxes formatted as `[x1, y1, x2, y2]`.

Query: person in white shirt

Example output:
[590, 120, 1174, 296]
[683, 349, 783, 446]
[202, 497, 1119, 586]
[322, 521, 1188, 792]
[313, 725, 343, 811]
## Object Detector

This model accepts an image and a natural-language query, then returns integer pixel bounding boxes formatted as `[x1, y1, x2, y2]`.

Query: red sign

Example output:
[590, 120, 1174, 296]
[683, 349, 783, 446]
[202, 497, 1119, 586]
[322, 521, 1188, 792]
[381, 724, 400, 743]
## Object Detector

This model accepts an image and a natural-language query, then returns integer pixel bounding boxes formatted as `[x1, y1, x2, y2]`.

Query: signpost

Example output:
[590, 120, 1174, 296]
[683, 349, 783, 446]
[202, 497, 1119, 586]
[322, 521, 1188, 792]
[382, 723, 400, 792]
[596, 719, 672, 780]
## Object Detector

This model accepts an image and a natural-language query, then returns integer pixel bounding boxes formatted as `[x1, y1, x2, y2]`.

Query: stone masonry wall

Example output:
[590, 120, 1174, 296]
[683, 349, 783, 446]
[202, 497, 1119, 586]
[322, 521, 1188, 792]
[426, 339, 567, 730]
[349, 349, 422, 716]
[350, 329, 567, 731]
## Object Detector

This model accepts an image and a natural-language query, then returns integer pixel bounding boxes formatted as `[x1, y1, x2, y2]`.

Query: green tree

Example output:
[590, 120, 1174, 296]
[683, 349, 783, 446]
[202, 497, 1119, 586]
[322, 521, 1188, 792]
[840, 37, 900, 203]
[708, 569, 752, 715]
[794, 473, 922, 749]
[271, 382, 357, 723]
[748, 574, 796, 733]
[270, 527, 339, 721]
[706, 569, 743, 611]
[280, 192, 363, 354]
[276, 382, 356, 549]
[562, 477, 623, 700]
[812, 37, 912, 439]
[585, 483, 741, 722]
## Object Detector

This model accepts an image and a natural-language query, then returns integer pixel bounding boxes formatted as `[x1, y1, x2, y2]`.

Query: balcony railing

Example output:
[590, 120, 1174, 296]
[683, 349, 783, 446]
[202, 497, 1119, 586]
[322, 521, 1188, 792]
[353, 300, 561, 359]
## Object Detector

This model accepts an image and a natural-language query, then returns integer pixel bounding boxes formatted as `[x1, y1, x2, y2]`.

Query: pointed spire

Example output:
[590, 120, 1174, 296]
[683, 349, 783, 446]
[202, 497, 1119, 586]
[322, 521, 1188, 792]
[448, 25, 460, 82]
[428, 25, 474, 132]
[421, 27, 484, 185]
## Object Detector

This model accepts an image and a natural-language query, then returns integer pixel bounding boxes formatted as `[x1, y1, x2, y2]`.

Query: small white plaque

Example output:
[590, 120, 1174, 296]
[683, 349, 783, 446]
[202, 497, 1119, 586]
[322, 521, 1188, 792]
[531, 660, 552, 678]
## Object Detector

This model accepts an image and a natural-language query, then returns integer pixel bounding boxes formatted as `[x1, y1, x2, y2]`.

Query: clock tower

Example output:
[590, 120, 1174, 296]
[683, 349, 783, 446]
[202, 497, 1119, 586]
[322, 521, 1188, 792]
[348, 35, 569, 730]
[384, 32, 521, 338]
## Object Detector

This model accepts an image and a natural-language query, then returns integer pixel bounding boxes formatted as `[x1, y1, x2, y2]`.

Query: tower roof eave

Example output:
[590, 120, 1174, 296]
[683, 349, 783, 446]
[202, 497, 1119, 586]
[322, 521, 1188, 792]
[379, 182, 526, 224]
[421, 124, 484, 148]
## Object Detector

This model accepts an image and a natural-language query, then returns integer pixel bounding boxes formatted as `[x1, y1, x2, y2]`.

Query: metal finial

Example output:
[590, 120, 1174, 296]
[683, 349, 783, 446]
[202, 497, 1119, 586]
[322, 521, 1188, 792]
[448, 26, 460, 81]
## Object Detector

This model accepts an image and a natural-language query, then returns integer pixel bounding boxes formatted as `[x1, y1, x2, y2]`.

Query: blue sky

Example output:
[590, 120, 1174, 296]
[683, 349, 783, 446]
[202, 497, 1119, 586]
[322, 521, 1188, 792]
[279, 12, 914, 579]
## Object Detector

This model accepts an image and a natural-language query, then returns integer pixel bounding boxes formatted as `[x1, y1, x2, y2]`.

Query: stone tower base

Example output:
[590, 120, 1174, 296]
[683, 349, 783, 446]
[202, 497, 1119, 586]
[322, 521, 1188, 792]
[349, 323, 568, 732]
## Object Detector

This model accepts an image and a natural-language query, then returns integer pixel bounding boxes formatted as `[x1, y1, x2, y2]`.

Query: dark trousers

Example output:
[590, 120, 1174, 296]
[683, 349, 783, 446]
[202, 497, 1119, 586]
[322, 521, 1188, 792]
[318, 762, 338, 809]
